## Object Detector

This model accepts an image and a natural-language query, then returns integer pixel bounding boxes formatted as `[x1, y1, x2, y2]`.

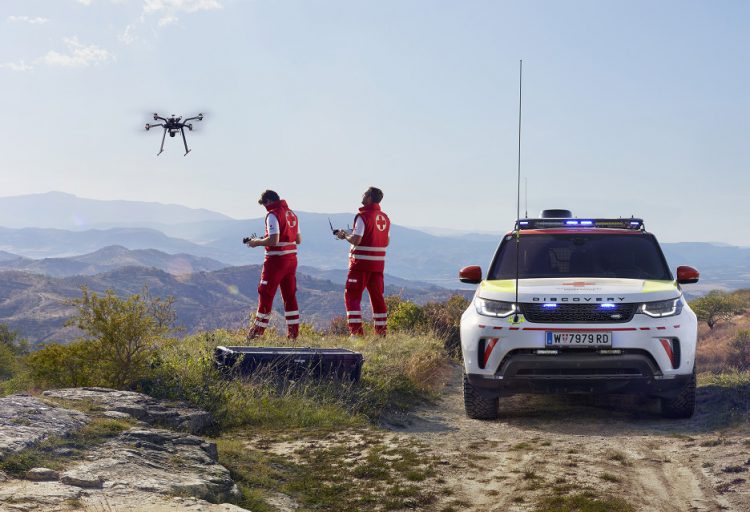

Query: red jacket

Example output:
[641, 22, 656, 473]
[264, 200, 298, 258]
[349, 203, 390, 272]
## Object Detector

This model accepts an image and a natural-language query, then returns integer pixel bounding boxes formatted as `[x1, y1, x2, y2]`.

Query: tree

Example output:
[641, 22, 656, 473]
[690, 290, 746, 330]
[67, 287, 177, 388]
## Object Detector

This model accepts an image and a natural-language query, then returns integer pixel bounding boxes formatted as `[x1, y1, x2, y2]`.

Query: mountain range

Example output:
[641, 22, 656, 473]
[4, 192, 748, 290]
[0, 265, 464, 346]
[0, 191, 748, 344]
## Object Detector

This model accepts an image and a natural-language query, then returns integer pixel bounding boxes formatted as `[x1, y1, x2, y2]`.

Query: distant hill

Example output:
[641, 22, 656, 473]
[0, 267, 467, 345]
[0, 246, 228, 277]
[0, 226, 241, 262]
[0, 193, 747, 290]
[0, 191, 231, 230]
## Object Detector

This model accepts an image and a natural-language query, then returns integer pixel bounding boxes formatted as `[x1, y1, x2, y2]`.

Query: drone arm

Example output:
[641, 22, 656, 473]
[184, 116, 202, 123]
[154, 115, 167, 122]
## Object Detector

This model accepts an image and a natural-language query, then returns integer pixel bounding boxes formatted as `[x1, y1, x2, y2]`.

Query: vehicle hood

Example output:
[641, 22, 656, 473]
[477, 278, 680, 304]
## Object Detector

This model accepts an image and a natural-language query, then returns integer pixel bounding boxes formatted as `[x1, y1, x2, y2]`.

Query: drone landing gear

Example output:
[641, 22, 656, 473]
[180, 127, 191, 156]
[158, 128, 167, 156]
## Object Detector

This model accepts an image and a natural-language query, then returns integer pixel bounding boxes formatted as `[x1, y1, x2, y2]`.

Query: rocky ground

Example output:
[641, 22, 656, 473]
[0, 388, 246, 512]
[2, 375, 749, 511]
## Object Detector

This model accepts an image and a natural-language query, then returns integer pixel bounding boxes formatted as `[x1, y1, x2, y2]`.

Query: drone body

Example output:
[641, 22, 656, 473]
[145, 113, 204, 156]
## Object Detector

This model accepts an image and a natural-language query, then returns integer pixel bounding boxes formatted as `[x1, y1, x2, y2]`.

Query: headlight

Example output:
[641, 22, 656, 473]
[639, 298, 683, 318]
[475, 297, 517, 318]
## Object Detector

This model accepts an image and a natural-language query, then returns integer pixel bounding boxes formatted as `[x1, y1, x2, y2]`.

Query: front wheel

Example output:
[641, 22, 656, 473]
[463, 373, 498, 420]
[661, 371, 696, 419]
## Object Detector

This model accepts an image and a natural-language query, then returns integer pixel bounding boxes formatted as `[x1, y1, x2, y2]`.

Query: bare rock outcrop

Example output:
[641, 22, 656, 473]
[43, 387, 212, 434]
[0, 394, 88, 458]
[0, 390, 245, 512]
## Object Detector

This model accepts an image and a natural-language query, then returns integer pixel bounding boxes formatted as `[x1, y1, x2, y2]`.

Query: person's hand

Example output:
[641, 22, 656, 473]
[336, 230, 346, 240]
[247, 238, 259, 248]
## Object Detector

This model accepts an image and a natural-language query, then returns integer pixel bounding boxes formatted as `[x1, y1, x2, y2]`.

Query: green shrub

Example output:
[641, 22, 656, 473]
[26, 340, 96, 388]
[388, 301, 428, 332]
[24, 287, 176, 391]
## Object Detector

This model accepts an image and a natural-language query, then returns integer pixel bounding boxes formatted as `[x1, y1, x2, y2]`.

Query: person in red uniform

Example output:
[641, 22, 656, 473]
[245, 190, 301, 339]
[336, 186, 390, 336]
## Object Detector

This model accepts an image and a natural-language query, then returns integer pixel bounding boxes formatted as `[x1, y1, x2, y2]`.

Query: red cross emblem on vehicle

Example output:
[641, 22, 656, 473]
[285, 210, 297, 228]
[562, 281, 596, 287]
[375, 214, 387, 232]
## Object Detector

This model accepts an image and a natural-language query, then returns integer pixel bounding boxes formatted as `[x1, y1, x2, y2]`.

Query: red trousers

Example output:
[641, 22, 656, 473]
[249, 255, 299, 339]
[345, 269, 387, 336]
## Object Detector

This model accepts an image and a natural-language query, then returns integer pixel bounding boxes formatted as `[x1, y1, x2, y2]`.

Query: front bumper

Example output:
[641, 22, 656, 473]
[460, 304, 698, 397]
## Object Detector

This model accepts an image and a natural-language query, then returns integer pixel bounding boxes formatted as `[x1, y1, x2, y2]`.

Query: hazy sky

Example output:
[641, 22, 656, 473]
[1, 1, 748, 244]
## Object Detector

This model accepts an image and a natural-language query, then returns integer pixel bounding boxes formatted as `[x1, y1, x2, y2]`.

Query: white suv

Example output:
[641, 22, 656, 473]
[458, 213, 700, 420]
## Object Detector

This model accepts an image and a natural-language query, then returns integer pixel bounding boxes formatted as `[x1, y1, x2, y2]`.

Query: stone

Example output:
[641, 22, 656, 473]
[43, 388, 213, 434]
[60, 471, 105, 489]
[25, 467, 59, 481]
[0, 395, 88, 458]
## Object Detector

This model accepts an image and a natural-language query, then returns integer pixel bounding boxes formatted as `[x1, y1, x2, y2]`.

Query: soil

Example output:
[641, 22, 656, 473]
[388, 366, 750, 511]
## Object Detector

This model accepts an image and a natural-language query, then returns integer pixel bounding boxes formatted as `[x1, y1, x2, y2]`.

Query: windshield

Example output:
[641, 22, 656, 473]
[488, 233, 673, 280]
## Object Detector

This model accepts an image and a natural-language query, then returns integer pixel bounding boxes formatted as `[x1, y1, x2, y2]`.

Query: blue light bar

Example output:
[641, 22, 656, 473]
[600, 303, 616, 309]
[542, 303, 558, 309]
[515, 218, 644, 230]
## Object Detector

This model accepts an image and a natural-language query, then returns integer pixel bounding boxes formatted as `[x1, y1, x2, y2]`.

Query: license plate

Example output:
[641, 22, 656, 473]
[546, 331, 612, 347]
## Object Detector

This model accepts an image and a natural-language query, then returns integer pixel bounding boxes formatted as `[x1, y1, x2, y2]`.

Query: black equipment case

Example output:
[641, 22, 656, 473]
[214, 346, 364, 382]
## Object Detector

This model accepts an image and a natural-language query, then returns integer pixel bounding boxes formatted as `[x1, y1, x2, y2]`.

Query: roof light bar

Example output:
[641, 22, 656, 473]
[516, 218, 644, 230]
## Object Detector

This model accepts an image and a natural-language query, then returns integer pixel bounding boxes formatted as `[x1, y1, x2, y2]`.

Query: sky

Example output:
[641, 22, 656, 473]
[0, 0, 748, 245]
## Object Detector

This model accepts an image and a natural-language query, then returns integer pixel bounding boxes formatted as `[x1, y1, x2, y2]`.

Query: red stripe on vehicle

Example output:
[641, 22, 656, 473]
[493, 326, 503, 330]
[640, 327, 650, 331]
[657, 327, 667, 330]
[660, 338, 674, 367]
[509, 327, 520, 331]
[478, 324, 486, 328]
[483, 338, 498, 367]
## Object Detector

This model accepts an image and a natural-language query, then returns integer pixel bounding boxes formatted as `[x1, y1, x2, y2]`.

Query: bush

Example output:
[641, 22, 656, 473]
[388, 301, 427, 332]
[729, 329, 750, 369]
[24, 287, 177, 391]
[0, 324, 29, 383]
[26, 340, 96, 388]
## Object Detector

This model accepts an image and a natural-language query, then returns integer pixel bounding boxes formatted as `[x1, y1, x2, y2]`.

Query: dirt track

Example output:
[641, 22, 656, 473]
[390, 367, 750, 511]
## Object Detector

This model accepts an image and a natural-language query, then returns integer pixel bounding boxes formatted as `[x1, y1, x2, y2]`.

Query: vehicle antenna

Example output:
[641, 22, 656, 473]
[524, 177, 528, 218]
[513, 59, 523, 323]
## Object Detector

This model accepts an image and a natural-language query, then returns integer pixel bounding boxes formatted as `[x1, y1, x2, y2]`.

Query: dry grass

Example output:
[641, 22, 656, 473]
[696, 315, 750, 371]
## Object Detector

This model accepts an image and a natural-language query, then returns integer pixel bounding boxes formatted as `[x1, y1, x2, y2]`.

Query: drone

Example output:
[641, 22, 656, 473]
[145, 113, 204, 156]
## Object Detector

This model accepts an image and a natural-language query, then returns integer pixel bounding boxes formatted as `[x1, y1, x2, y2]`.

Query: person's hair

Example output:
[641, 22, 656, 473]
[258, 190, 280, 205]
[365, 186, 383, 204]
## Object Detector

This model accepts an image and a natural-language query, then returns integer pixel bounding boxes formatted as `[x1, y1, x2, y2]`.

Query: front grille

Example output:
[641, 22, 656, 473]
[520, 303, 638, 323]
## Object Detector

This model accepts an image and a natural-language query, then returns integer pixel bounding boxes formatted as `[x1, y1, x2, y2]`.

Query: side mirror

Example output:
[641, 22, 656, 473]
[676, 266, 699, 284]
[459, 265, 482, 284]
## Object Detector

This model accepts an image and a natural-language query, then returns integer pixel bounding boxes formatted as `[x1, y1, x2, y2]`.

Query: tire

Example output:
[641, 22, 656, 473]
[661, 370, 696, 419]
[463, 373, 499, 420]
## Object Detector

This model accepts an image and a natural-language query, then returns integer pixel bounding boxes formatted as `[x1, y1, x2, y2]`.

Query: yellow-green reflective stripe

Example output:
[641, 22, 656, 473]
[480, 280, 517, 293]
[641, 280, 677, 293]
